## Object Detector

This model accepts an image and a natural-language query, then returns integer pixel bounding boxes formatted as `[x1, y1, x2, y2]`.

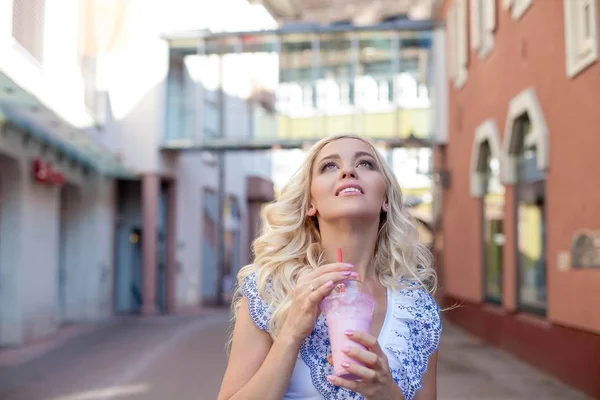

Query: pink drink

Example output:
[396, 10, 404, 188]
[321, 280, 375, 380]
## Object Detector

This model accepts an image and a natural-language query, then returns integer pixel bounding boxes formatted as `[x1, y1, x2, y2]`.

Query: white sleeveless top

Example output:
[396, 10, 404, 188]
[241, 273, 443, 400]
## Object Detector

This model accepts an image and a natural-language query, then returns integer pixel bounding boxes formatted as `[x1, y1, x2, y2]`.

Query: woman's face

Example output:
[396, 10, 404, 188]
[309, 138, 387, 223]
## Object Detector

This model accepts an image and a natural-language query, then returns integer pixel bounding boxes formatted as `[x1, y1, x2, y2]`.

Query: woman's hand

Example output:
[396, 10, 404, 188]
[279, 263, 358, 343]
[327, 330, 405, 400]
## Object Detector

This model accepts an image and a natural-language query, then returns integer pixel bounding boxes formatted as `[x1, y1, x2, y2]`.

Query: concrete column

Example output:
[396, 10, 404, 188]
[166, 180, 177, 313]
[0, 156, 25, 345]
[141, 173, 159, 315]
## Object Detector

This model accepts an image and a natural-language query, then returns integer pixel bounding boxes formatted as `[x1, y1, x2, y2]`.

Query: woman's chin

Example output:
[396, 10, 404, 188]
[322, 208, 381, 223]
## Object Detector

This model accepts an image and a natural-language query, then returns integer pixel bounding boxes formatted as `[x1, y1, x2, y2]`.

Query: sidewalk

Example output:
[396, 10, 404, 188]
[0, 311, 590, 400]
[437, 323, 590, 399]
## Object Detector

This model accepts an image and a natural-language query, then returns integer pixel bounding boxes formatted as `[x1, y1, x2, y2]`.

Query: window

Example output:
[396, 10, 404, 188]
[507, 113, 547, 315]
[11, 0, 46, 63]
[448, 0, 468, 88]
[378, 80, 389, 104]
[564, 0, 599, 78]
[302, 85, 314, 109]
[516, 149, 547, 315]
[340, 83, 351, 106]
[482, 150, 505, 304]
[471, 0, 497, 59]
[503, 0, 533, 20]
[470, 120, 505, 304]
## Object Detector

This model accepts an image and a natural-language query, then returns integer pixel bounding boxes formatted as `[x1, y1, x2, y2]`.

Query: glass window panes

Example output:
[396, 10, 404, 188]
[481, 141, 505, 304]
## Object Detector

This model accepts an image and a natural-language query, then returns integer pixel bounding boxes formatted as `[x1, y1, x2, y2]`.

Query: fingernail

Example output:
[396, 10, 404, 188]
[327, 375, 336, 383]
[344, 330, 354, 336]
[325, 280, 334, 287]
[343, 271, 351, 276]
[345, 263, 354, 268]
[350, 272, 359, 278]
[342, 346, 351, 353]
[341, 361, 350, 367]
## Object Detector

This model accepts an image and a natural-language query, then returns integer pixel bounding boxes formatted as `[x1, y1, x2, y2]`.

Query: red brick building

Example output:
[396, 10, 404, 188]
[435, 0, 600, 397]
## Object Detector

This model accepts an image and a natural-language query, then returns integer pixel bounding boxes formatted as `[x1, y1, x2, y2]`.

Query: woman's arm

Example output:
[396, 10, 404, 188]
[414, 351, 438, 400]
[219, 263, 355, 399]
[217, 298, 302, 400]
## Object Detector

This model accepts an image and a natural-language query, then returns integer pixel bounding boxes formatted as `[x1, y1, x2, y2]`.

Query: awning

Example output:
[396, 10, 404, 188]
[0, 72, 133, 178]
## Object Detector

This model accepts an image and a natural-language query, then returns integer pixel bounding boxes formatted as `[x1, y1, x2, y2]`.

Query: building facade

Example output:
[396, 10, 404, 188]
[0, 0, 125, 345]
[437, 0, 600, 397]
[0, 0, 276, 346]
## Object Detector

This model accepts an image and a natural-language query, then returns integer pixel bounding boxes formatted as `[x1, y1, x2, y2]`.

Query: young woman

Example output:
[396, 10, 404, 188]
[218, 134, 442, 400]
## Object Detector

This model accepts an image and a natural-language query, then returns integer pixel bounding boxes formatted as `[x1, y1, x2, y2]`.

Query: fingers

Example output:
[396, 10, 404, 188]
[310, 270, 359, 290]
[302, 263, 354, 281]
[341, 345, 379, 367]
[327, 374, 362, 392]
[345, 330, 383, 355]
[340, 361, 377, 381]
[307, 280, 335, 305]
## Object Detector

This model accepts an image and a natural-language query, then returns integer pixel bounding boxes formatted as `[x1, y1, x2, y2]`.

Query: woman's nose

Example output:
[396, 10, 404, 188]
[339, 166, 357, 179]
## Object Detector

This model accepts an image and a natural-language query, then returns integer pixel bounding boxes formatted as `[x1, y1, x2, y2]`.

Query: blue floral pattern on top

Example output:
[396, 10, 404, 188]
[240, 272, 273, 332]
[385, 282, 443, 400]
[240, 273, 442, 400]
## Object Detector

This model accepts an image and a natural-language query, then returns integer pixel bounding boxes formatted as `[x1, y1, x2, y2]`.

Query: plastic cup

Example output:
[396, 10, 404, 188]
[321, 280, 375, 380]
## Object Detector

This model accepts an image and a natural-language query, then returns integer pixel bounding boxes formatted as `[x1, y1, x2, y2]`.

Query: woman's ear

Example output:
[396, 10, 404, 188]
[307, 206, 317, 216]
[382, 201, 389, 212]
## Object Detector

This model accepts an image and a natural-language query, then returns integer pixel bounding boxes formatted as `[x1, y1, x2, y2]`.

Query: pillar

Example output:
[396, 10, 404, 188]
[165, 180, 177, 313]
[141, 173, 159, 315]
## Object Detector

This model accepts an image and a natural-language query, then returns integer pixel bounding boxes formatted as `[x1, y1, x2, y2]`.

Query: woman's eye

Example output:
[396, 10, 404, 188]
[320, 161, 337, 172]
[357, 160, 374, 168]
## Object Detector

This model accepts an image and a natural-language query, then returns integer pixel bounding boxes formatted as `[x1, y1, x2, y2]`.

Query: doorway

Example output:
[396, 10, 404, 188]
[115, 180, 143, 314]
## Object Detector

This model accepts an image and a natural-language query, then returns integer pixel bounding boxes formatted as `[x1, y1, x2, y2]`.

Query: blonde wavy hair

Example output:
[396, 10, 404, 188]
[231, 134, 436, 339]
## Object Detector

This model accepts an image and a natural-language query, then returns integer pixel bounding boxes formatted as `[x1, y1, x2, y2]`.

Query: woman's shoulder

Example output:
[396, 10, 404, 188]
[383, 280, 442, 399]
[239, 270, 274, 333]
[389, 279, 442, 332]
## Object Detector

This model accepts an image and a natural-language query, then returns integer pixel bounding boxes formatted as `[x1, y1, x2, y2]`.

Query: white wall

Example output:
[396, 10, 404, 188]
[0, 124, 116, 345]
[0, 0, 95, 129]
[19, 166, 61, 342]
[79, 176, 116, 320]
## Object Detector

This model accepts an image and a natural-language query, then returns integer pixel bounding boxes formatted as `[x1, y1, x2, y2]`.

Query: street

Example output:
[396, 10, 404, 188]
[0, 310, 589, 400]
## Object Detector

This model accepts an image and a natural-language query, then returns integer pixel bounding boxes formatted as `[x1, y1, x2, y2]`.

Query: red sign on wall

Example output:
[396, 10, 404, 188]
[33, 158, 66, 186]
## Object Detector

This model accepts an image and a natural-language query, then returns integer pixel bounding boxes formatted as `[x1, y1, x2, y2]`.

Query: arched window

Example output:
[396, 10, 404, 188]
[503, 88, 549, 315]
[471, 120, 505, 303]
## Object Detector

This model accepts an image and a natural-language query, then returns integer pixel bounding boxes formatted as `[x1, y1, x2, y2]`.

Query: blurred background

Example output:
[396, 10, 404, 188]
[0, 0, 598, 399]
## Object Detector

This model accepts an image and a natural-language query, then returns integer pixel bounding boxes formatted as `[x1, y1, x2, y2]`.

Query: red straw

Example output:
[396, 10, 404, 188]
[338, 248, 346, 292]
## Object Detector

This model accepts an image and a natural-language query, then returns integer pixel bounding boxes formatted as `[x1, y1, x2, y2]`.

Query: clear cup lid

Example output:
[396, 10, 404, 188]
[331, 279, 370, 295]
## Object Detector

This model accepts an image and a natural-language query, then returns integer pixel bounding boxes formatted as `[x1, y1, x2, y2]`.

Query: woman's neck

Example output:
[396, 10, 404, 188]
[319, 219, 379, 282]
